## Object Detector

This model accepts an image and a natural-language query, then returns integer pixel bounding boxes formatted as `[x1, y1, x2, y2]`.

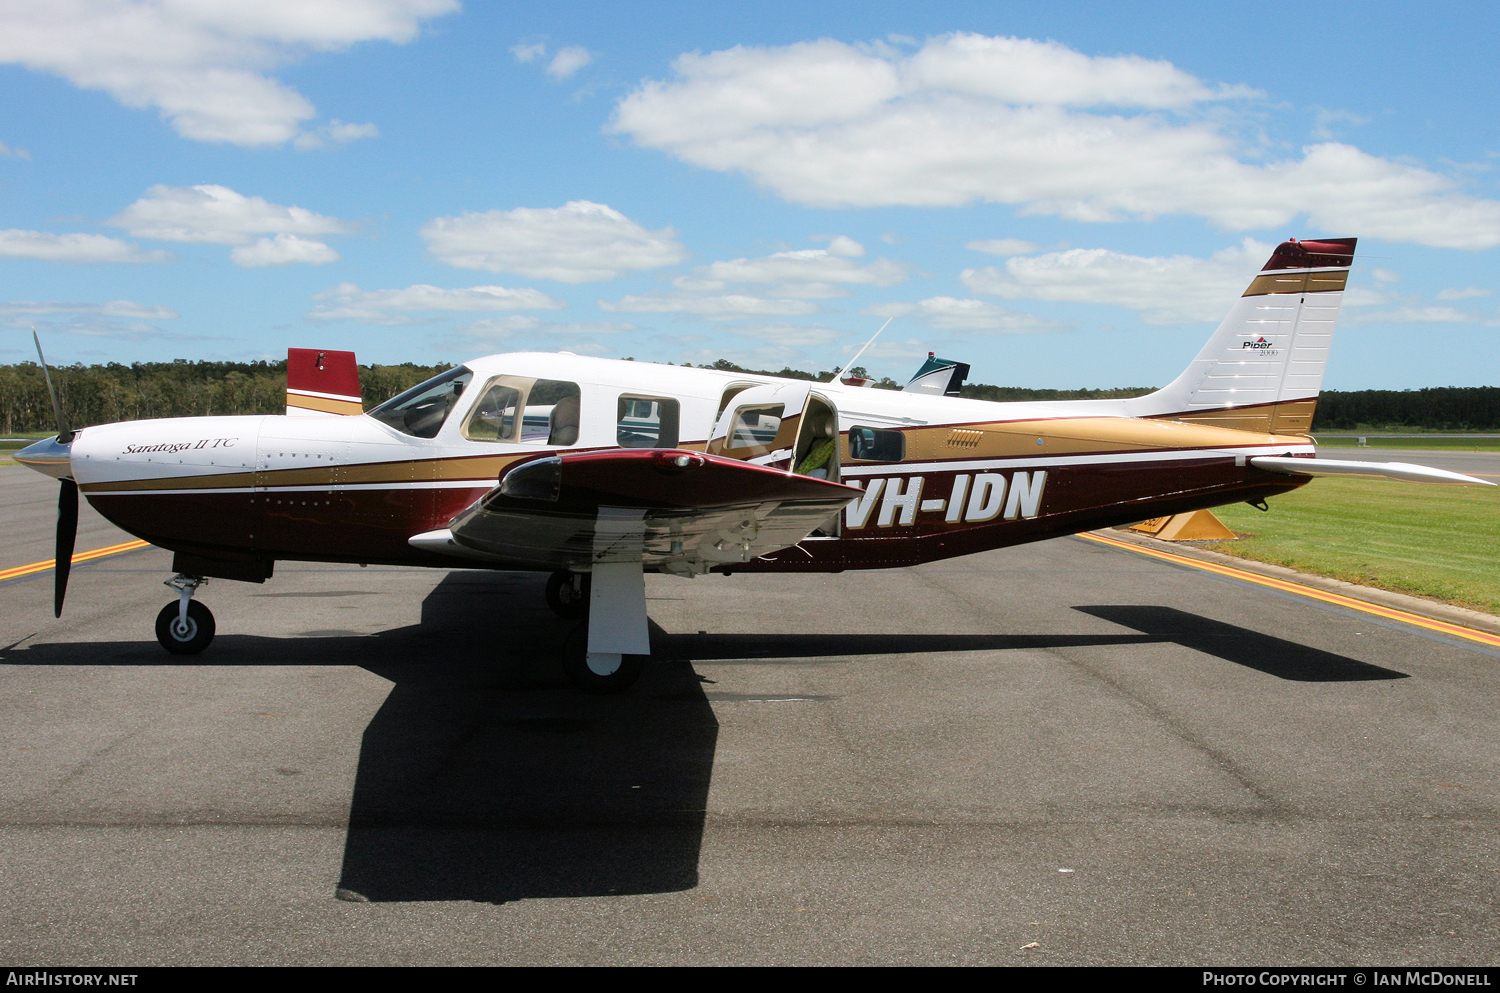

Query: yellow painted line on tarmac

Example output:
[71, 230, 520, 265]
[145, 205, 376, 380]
[1079, 531, 1500, 649]
[0, 539, 151, 583]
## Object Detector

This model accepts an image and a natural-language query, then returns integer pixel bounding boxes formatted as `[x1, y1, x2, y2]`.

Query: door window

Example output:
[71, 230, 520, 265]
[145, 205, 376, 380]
[725, 404, 785, 458]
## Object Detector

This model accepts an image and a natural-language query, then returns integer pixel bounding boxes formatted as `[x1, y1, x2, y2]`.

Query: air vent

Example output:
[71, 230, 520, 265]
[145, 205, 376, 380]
[947, 429, 984, 449]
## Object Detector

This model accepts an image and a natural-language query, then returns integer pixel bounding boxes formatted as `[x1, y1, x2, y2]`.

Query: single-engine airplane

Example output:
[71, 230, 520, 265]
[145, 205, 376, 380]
[16, 237, 1494, 691]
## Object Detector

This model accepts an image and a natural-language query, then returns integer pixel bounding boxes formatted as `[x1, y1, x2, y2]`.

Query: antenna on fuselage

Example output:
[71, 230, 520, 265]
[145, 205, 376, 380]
[828, 316, 895, 384]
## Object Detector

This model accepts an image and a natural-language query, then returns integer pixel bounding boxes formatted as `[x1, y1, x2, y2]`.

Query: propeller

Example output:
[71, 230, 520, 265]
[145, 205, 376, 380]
[31, 330, 77, 617]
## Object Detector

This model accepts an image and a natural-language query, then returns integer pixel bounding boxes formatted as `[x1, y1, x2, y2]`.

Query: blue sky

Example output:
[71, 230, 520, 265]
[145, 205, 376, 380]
[1, 0, 1497, 389]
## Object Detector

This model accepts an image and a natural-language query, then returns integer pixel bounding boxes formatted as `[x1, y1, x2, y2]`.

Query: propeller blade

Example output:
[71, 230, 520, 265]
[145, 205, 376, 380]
[32, 328, 73, 444]
[55, 479, 78, 618]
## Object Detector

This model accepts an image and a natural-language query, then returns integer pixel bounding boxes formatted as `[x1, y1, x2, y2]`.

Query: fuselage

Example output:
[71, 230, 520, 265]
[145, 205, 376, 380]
[65, 351, 1313, 576]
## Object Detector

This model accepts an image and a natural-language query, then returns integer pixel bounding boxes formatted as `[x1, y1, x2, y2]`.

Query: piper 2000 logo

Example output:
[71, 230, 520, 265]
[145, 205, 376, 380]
[845, 471, 1046, 529]
[1242, 336, 1276, 351]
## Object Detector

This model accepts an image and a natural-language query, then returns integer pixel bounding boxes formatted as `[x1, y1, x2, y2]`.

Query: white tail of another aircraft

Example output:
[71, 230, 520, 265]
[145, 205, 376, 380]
[1123, 238, 1356, 435]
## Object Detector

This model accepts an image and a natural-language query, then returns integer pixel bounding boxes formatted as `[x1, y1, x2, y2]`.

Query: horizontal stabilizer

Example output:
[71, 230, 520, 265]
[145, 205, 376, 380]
[1251, 456, 1495, 486]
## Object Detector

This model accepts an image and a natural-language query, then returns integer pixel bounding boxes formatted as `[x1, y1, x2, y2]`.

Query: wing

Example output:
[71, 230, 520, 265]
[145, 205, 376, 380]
[1251, 456, 1495, 486]
[410, 449, 860, 574]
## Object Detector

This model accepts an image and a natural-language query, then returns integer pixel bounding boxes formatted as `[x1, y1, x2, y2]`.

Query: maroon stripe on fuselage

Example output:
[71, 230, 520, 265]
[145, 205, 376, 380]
[83, 454, 1305, 574]
[733, 457, 1306, 572]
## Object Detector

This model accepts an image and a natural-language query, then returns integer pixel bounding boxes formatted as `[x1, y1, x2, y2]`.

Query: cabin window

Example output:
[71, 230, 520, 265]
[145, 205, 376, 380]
[462, 376, 582, 445]
[724, 404, 785, 458]
[848, 425, 904, 462]
[617, 395, 681, 449]
[465, 382, 523, 441]
[522, 379, 582, 445]
[368, 366, 473, 439]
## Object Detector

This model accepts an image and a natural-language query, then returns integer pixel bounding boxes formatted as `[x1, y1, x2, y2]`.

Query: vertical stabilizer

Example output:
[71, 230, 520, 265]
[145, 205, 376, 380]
[1126, 238, 1355, 434]
[286, 348, 362, 416]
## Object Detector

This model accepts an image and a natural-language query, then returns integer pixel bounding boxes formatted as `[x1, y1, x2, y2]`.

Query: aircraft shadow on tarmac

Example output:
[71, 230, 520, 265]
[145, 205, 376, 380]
[0, 575, 1403, 904]
[1075, 605, 1408, 682]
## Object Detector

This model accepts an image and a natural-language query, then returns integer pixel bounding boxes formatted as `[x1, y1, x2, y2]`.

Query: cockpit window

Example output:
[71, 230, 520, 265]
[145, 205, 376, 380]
[462, 376, 583, 446]
[465, 382, 522, 441]
[367, 366, 473, 439]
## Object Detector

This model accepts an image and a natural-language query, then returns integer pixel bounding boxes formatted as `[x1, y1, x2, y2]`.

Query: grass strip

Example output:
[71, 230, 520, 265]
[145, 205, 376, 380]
[1208, 476, 1500, 615]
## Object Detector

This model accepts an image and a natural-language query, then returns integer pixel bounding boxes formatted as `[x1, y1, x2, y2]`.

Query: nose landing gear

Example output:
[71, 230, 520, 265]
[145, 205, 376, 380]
[155, 575, 215, 655]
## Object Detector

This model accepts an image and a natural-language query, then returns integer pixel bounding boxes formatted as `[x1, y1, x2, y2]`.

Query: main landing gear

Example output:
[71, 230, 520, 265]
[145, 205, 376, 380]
[155, 575, 215, 655]
[545, 570, 590, 619]
[552, 562, 651, 695]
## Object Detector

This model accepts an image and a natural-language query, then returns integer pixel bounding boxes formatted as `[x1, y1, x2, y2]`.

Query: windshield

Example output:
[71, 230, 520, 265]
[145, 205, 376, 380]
[368, 366, 473, 438]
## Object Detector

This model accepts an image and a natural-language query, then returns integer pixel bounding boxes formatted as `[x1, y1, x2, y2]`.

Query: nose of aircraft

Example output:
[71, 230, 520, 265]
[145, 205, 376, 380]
[15, 435, 74, 480]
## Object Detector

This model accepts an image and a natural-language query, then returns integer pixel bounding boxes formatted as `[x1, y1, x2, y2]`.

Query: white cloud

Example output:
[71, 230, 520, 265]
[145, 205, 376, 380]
[511, 42, 546, 63]
[293, 119, 380, 150]
[1341, 286, 1388, 307]
[961, 239, 1274, 324]
[861, 296, 1065, 333]
[611, 34, 1500, 249]
[0, 1, 457, 146]
[309, 282, 565, 324]
[230, 234, 340, 267]
[0, 140, 30, 159]
[600, 292, 822, 321]
[967, 238, 1039, 257]
[111, 184, 351, 245]
[0, 299, 177, 321]
[1345, 306, 1481, 325]
[1437, 287, 1492, 300]
[0, 229, 171, 263]
[734, 322, 848, 348]
[547, 46, 591, 80]
[0, 298, 189, 339]
[673, 237, 907, 299]
[421, 200, 685, 282]
[462, 316, 636, 338]
[1371, 268, 1400, 285]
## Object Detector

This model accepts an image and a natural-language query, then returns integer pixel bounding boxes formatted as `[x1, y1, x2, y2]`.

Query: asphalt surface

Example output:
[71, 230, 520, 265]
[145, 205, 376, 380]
[1, 461, 1498, 966]
[1326, 447, 1500, 479]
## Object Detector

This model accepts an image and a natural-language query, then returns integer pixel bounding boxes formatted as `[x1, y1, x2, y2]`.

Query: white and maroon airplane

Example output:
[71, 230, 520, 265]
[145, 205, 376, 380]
[16, 237, 1492, 691]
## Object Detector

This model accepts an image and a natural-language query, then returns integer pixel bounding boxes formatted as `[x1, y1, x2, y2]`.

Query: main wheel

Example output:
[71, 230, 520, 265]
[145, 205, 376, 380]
[545, 570, 590, 619]
[155, 600, 216, 655]
[562, 622, 645, 694]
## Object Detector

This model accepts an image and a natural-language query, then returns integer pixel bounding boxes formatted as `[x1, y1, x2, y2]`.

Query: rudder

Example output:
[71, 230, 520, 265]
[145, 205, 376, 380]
[1127, 238, 1355, 435]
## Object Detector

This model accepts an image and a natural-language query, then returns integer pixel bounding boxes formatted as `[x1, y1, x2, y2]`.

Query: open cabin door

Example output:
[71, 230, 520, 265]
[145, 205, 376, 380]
[707, 382, 808, 467]
[708, 381, 841, 535]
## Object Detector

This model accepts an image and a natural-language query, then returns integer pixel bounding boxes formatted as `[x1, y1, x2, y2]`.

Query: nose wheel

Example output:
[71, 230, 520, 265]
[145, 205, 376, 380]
[155, 575, 215, 655]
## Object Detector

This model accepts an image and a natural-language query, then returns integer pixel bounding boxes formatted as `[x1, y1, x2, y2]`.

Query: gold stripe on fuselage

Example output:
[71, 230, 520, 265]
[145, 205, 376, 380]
[81, 414, 1304, 497]
[1242, 269, 1349, 297]
[866, 416, 1299, 464]
[286, 394, 364, 415]
[1152, 398, 1318, 436]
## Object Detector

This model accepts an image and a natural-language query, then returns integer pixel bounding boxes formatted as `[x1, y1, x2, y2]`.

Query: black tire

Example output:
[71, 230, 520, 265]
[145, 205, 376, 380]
[545, 570, 590, 619]
[155, 600, 216, 655]
[562, 622, 646, 694]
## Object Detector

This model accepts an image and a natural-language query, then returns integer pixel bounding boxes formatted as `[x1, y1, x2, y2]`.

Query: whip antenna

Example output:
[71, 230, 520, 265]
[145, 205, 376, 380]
[829, 316, 895, 383]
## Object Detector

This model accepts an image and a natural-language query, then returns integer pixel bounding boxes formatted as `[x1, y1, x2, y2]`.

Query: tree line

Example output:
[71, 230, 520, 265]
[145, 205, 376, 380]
[1, 359, 1495, 433]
